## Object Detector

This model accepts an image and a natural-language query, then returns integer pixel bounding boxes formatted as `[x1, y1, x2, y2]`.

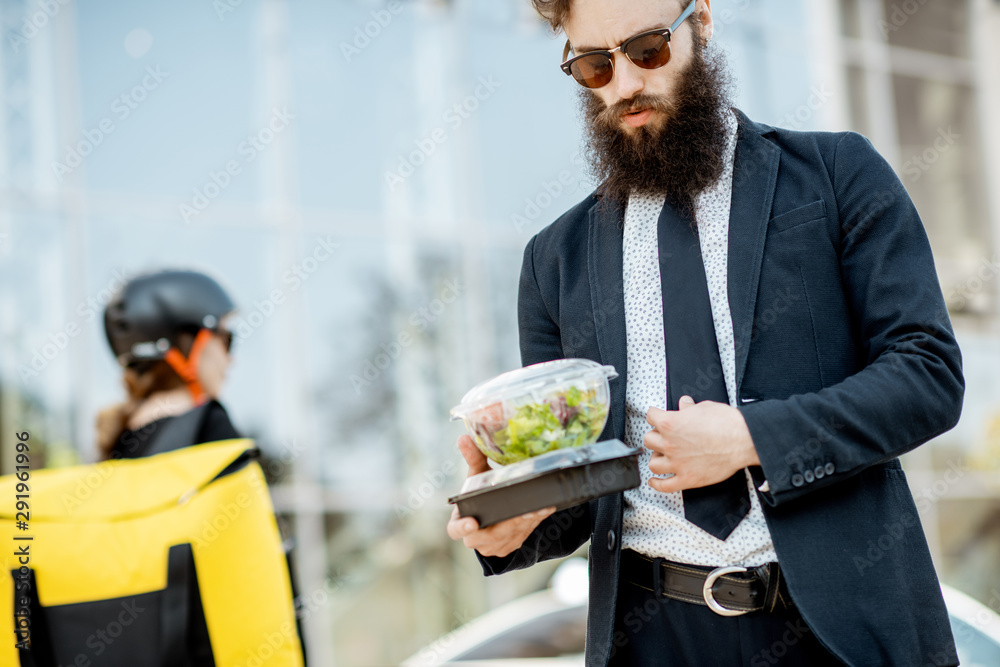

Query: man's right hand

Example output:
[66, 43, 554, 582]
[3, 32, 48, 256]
[446, 434, 556, 558]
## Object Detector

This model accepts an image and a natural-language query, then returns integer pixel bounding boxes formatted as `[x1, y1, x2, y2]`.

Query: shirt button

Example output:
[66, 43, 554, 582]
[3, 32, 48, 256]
[814, 465, 826, 480]
[607, 529, 617, 551]
[791, 473, 805, 487]
[825, 462, 836, 476]
[803, 469, 815, 484]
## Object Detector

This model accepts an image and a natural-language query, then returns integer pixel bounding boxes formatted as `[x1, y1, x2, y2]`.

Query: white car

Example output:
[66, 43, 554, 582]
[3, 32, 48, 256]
[403, 559, 1000, 667]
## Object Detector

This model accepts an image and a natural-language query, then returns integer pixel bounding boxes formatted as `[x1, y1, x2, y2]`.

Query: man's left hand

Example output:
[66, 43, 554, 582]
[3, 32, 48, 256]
[644, 396, 761, 493]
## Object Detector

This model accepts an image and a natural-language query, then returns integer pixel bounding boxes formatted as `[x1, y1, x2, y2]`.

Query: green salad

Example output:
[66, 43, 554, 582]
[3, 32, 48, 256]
[476, 386, 608, 465]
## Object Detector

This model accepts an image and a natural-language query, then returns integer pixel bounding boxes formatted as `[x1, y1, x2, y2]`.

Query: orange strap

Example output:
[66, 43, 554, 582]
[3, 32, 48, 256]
[163, 328, 214, 405]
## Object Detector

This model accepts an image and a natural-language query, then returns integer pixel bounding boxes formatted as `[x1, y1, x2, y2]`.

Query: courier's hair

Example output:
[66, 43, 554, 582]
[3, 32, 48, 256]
[94, 333, 195, 459]
[530, 0, 687, 32]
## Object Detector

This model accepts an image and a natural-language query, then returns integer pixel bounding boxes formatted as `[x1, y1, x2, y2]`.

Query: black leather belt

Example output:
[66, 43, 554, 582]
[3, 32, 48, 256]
[619, 549, 790, 616]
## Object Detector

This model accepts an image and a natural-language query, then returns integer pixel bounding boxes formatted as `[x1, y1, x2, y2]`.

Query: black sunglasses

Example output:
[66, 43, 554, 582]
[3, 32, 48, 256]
[217, 328, 234, 353]
[560, 0, 697, 89]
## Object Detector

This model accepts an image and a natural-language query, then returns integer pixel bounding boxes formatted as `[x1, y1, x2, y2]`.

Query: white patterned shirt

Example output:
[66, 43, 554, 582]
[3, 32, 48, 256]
[620, 110, 777, 567]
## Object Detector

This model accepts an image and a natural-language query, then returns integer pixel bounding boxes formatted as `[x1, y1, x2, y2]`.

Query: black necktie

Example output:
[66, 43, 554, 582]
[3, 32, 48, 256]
[657, 198, 751, 540]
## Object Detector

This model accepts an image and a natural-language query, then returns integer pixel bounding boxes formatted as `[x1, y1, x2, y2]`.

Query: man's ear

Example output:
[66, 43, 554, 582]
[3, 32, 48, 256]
[698, 0, 715, 42]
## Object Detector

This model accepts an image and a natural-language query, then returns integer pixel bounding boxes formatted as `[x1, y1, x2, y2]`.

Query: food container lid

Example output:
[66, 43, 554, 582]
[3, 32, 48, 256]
[454, 439, 638, 496]
[450, 359, 619, 420]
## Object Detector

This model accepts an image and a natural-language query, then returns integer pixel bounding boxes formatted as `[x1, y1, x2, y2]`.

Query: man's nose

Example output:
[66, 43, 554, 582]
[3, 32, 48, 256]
[612, 51, 644, 100]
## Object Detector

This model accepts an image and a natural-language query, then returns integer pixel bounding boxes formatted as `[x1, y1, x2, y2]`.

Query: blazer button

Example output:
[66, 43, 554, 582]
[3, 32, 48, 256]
[607, 529, 617, 551]
[791, 473, 805, 487]
[803, 469, 815, 484]
[814, 465, 826, 479]
[825, 462, 836, 476]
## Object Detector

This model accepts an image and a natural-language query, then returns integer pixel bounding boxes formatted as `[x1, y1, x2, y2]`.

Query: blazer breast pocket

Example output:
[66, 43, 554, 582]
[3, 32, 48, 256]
[768, 199, 827, 235]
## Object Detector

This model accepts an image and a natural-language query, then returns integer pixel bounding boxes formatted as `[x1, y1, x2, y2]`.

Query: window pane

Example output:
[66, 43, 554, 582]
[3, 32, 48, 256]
[892, 73, 992, 314]
[881, 0, 970, 58]
[840, 0, 862, 38]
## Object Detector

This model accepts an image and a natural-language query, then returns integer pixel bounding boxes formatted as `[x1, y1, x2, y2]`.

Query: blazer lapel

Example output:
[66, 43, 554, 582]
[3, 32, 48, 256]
[587, 197, 628, 442]
[728, 109, 781, 394]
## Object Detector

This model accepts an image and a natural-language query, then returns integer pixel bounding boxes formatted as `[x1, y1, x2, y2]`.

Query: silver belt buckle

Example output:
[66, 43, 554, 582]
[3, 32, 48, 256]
[702, 566, 750, 617]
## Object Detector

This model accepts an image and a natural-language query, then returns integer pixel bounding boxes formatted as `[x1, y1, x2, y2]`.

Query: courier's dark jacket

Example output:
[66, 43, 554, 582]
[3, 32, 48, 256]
[478, 110, 964, 666]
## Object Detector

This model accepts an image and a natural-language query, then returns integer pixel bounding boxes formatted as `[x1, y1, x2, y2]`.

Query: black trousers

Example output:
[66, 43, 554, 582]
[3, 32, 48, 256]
[608, 570, 844, 666]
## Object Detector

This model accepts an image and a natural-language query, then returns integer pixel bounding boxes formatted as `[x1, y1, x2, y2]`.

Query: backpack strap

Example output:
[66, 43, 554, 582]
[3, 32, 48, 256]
[143, 402, 215, 457]
[11, 568, 56, 666]
[159, 543, 198, 667]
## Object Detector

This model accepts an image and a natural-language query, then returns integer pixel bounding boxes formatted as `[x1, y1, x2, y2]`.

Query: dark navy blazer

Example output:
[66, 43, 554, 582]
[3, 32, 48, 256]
[478, 110, 964, 666]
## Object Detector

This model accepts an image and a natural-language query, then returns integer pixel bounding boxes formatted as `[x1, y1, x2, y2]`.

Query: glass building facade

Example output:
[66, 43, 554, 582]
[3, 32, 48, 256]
[1, 0, 997, 663]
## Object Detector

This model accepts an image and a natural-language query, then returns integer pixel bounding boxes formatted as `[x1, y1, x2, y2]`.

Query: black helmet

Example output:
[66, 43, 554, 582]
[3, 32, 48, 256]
[104, 269, 235, 367]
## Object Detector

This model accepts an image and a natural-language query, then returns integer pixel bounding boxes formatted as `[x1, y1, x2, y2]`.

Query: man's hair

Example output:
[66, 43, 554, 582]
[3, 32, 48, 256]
[530, 0, 686, 32]
[529, 0, 571, 31]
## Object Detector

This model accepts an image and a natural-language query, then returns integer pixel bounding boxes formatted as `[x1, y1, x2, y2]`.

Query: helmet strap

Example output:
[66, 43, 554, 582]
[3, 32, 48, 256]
[163, 328, 215, 405]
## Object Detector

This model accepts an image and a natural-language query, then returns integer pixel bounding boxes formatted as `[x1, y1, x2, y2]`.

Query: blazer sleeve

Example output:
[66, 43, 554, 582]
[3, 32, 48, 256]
[476, 234, 593, 576]
[739, 131, 965, 507]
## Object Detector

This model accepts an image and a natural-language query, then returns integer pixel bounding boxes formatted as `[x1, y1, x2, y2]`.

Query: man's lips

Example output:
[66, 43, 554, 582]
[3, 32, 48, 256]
[622, 108, 653, 128]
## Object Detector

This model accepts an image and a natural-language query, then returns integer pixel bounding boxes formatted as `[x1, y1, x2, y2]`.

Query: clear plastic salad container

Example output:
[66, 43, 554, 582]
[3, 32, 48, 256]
[450, 359, 619, 465]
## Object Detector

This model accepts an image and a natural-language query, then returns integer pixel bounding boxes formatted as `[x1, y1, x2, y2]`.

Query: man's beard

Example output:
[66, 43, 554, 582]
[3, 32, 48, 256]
[580, 40, 735, 218]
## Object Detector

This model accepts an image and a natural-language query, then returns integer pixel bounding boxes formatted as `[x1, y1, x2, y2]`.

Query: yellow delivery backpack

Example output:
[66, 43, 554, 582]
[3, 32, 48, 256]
[0, 439, 305, 667]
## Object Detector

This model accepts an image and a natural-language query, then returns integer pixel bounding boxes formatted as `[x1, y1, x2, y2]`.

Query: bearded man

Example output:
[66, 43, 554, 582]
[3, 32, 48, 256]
[447, 1, 964, 665]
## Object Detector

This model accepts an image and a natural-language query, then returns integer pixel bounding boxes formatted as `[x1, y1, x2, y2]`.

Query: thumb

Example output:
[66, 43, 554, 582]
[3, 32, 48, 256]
[457, 435, 491, 477]
[678, 395, 696, 409]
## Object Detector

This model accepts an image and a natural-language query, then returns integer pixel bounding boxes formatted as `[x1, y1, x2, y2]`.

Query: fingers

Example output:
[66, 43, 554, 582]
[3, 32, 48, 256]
[483, 506, 556, 536]
[450, 506, 557, 556]
[647, 451, 672, 477]
[647, 397, 695, 430]
[447, 505, 480, 541]
[457, 434, 491, 477]
[646, 405, 667, 427]
[643, 427, 668, 455]
[649, 475, 684, 494]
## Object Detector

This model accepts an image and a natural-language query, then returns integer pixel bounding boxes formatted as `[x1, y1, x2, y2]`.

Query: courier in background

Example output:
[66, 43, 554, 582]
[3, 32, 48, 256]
[97, 268, 240, 459]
